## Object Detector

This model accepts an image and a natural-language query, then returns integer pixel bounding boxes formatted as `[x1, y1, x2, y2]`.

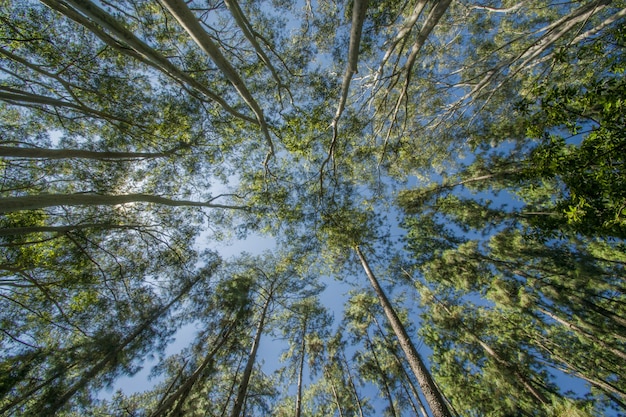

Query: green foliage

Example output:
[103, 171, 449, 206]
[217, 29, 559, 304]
[2, 0, 626, 415]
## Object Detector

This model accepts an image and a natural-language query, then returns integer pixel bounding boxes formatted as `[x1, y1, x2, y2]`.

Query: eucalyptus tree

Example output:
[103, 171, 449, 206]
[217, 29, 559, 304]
[396, 63, 626, 412]
[228, 251, 322, 417]
[0, 240, 220, 416]
[344, 291, 430, 417]
[273, 296, 332, 417]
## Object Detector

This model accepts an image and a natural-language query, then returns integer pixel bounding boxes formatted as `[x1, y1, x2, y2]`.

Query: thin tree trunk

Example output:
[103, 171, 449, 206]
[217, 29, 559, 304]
[295, 315, 308, 417]
[0, 193, 248, 214]
[0, 223, 150, 237]
[322, 0, 368, 181]
[473, 337, 549, 405]
[537, 306, 626, 361]
[324, 367, 345, 417]
[0, 87, 134, 126]
[222, 0, 284, 89]
[151, 318, 239, 417]
[0, 145, 169, 160]
[339, 348, 365, 417]
[355, 246, 452, 417]
[365, 333, 398, 417]
[230, 293, 272, 417]
[372, 316, 429, 417]
[423, 285, 550, 406]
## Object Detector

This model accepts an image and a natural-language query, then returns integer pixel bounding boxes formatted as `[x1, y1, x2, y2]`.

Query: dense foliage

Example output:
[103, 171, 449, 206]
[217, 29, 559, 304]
[1, 1, 625, 416]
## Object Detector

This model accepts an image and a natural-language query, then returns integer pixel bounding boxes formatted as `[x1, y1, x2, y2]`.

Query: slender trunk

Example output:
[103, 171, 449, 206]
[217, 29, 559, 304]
[219, 358, 244, 417]
[295, 316, 308, 417]
[355, 246, 452, 417]
[372, 316, 429, 417]
[547, 352, 626, 403]
[0, 193, 247, 213]
[34, 271, 208, 416]
[230, 293, 271, 417]
[473, 337, 549, 405]
[0, 223, 149, 237]
[222, 0, 284, 89]
[375, 0, 428, 83]
[323, 0, 368, 178]
[339, 348, 365, 417]
[152, 319, 238, 417]
[324, 367, 345, 417]
[0, 87, 134, 126]
[537, 306, 626, 361]
[0, 145, 169, 160]
[365, 333, 397, 417]
[427, 289, 550, 406]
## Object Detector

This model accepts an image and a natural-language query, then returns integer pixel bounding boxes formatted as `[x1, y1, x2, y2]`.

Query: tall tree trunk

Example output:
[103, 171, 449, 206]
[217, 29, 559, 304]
[0, 223, 149, 237]
[372, 316, 429, 417]
[152, 319, 238, 417]
[0, 87, 135, 126]
[339, 348, 365, 417]
[158, 0, 274, 165]
[230, 293, 272, 417]
[323, 367, 345, 417]
[0, 193, 247, 213]
[295, 315, 308, 417]
[537, 306, 626, 361]
[355, 246, 453, 417]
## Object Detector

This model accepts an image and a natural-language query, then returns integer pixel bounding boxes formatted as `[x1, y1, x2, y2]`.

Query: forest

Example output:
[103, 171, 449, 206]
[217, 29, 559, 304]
[0, 0, 625, 416]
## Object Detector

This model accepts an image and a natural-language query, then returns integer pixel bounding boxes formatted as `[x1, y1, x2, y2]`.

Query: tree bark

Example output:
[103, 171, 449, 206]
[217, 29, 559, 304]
[355, 246, 453, 417]
[230, 292, 271, 417]
[295, 315, 308, 417]
[0, 145, 168, 160]
[0, 193, 248, 213]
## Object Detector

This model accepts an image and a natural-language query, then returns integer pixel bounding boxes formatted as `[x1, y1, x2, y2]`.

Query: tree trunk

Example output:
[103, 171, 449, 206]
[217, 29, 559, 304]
[373, 316, 429, 417]
[365, 333, 398, 417]
[152, 320, 238, 417]
[0, 193, 247, 213]
[0, 223, 149, 237]
[355, 246, 453, 417]
[537, 306, 626, 361]
[230, 292, 271, 417]
[0, 145, 169, 160]
[339, 348, 365, 417]
[295, 315, 308, 417]
[324, 367, 345, 417]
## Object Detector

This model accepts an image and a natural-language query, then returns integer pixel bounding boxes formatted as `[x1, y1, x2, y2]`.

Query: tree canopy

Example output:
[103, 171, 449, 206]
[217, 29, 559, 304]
[1, 0, 625, 416]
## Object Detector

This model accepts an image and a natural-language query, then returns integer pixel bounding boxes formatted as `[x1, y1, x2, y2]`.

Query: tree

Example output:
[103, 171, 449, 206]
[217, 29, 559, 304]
[2, 0, 626, 415]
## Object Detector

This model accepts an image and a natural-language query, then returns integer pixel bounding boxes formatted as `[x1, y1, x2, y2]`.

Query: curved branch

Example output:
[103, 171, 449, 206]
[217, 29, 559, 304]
[0, 193, 249, 214]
